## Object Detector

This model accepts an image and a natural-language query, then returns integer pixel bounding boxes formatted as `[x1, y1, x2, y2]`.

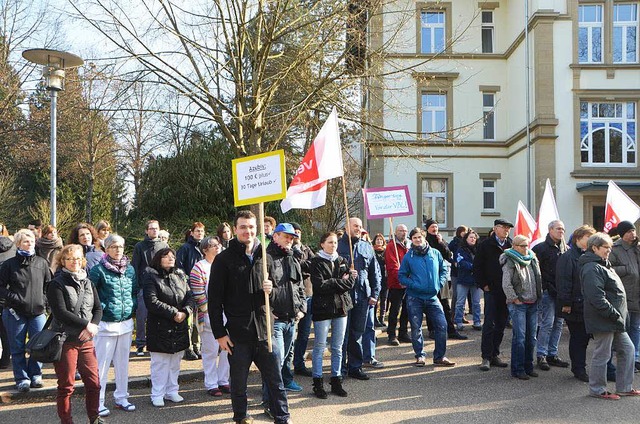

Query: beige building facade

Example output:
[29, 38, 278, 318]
[365, 0, 640, 237]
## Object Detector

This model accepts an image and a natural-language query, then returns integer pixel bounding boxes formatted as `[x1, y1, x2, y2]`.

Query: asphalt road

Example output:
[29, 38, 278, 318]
[2, 326, 640, 423]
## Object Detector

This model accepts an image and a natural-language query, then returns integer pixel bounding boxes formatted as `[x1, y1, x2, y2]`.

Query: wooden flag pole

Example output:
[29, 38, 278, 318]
[341, 176, 355, 269]
[389, 217, 400, 265]
[258, 202, 273, 352]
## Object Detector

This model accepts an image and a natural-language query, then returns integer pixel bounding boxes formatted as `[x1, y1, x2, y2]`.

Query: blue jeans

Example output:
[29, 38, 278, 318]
[228, 340, 290, 423]
[626, 311, 640, 362]
[312, 316, 348, 378]
[536, 291, 564, 357]
[454, 284, 481, 326]
[2, 309, 46, 384]
[293, 298, 312, 371]
[343, 299, 368, 372]
[508, 302, 538, 376]
[406, 296, 447, 361]
[263, 319, 295, 402]
[362, 304, 377, 363]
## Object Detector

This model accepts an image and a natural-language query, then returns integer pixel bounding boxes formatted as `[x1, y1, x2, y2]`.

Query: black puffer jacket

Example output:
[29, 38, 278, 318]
[556, 245, 586, 322]
[473, 235, 512, 294]
[310, 255, 355, 321]
[0, 254, 52, 317]
[143, 267, 193, 354]
[209, 238, 270, 343]
[252, 242, 306, 321]
[427, 233, 452, 263]
[532, 234, 567, 296]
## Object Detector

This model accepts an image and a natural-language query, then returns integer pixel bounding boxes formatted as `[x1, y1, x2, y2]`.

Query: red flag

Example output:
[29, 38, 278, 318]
[531, 179, 560, 247]
[281, 108, 343, 213]
[604, 180, 640, 233]
[514, 201, 536, 240]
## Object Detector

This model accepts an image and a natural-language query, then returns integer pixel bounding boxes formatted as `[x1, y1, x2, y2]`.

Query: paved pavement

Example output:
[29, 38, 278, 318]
[2, 325, 640, 423]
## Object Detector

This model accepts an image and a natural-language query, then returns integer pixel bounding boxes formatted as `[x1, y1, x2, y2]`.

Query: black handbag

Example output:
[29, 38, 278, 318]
[25, 318, 67, 363]
[26, 281, 86, 363]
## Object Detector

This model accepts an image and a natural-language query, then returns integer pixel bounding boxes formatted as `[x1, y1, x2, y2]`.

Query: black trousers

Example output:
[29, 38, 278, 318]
[566, 319, 590, 375]
[228, 339, 290, 423]
[481, 290, 508, 360]
[387, 288, 408, 338]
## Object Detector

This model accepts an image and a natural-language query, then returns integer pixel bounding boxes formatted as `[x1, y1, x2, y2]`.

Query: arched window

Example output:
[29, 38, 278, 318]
[580, 101, 636, 166]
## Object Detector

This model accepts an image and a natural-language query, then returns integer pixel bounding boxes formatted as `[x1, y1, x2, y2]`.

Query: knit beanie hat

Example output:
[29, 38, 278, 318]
[424, 218, 438, 230]
[616, 221, 636, 238]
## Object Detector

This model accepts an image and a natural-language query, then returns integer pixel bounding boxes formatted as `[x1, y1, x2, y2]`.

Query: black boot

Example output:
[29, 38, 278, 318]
[312, 377, 327, 399]
[330, 376, 348, 397]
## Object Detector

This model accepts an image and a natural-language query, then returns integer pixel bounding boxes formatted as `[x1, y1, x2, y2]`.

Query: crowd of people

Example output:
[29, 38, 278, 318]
[0, 213, 639, 423]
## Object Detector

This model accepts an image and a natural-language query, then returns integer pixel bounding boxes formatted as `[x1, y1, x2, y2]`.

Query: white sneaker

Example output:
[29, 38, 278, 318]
[151, 397, 165, 407]
[164, 393, 184, 403]
[98, 407, 111, 417]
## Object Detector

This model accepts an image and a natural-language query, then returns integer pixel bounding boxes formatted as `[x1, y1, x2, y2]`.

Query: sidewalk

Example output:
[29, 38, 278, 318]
[0, 329, 382, 404]
[0, 348, 206, 404]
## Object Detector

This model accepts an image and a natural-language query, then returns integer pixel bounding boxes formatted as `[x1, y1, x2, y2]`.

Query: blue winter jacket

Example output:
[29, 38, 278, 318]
[337, 234, 381, 304]
[455, 246, 476, 286]
[89, 262, 138, 323]
[398, 245, 448, 300]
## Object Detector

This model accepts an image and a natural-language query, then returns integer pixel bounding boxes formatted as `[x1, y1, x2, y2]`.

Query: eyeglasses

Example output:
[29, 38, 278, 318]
[64, 257, 83, 262]
[108, 245, 124, 250]
[515, 244, 528, 247]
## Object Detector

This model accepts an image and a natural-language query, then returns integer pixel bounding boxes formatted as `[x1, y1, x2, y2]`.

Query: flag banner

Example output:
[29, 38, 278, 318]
[514, 201, 536, 240]
[604, 180, 640, 233]
[362, 185, 414, 220]
[280, 107, 343, 213]
[531, 179, 560, 248]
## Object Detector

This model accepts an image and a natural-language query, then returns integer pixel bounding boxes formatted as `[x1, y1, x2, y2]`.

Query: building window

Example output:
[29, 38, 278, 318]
[421, 177, 448, 227]
[580, 101, 637, 166]
[578, 4, 603, 63]
[421, 11, 445, 53]
[481, 11, 494, 53]
[482, 179, 497, 211]
[483, 93, 495, 140]
[421, 93, 447, 138]
[613, 3, 638, 63]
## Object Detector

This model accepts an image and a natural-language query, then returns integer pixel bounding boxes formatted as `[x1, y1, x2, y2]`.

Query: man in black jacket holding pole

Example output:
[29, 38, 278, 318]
[209, 210, 292, 424]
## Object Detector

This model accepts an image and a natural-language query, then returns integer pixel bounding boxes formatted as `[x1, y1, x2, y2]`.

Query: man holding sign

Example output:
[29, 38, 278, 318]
[208, 211, 291, 424]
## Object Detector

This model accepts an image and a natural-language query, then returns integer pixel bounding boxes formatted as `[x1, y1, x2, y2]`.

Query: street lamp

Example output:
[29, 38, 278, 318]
[22, 49, 83, 227]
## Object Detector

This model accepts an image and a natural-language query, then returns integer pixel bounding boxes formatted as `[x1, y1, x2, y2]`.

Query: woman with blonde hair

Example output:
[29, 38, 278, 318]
[47, 244, 103, 423]
[0, 229, 52, 392]
[500, 234, 542, 380]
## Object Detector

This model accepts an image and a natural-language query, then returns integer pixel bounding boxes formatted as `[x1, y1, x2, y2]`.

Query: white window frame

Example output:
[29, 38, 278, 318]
[482, 92, 496, 140]
[420, 10, 445, 54]
[421, 92, 447, 138]
[482, 179, 497, 212]
[580, 101, 637, 167]
[481, 10, 494, 53]
[578, 4, 604, 63]
[420, 177, 448, 228]
[613, 3, 639, 63]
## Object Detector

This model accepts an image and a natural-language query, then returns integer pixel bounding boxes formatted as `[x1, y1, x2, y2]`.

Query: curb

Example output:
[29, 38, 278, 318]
[0, 369, 205, 405]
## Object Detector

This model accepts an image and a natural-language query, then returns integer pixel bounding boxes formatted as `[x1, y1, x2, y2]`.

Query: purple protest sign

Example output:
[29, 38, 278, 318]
[362, 185, 414, 220]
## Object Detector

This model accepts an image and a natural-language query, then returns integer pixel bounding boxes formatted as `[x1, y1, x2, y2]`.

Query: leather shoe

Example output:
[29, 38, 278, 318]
[574, 372, 589, 382]
[294, 367, 313, 377]
[348, 369, 370, 380]
[398, 334, 412, 343]
[433, 357, 456, 367]
[547, 355, 569, 368]
[526, 371, 539, 377]
[490, 356, 508, 367]
[388, 337, 400, 346]
[448, 332, 468, 340]
[513, 373, 530, 380]
[537, 356, 550, 371]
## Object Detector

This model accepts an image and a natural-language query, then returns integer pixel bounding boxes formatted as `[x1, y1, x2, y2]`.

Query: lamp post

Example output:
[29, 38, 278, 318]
[22, 49, 83, 227]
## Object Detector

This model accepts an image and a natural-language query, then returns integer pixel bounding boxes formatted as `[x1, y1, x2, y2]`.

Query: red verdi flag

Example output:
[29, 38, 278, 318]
[280, 108, 343, 213]
[603, 180, 640, 233]
[514, 201, 536, 240]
